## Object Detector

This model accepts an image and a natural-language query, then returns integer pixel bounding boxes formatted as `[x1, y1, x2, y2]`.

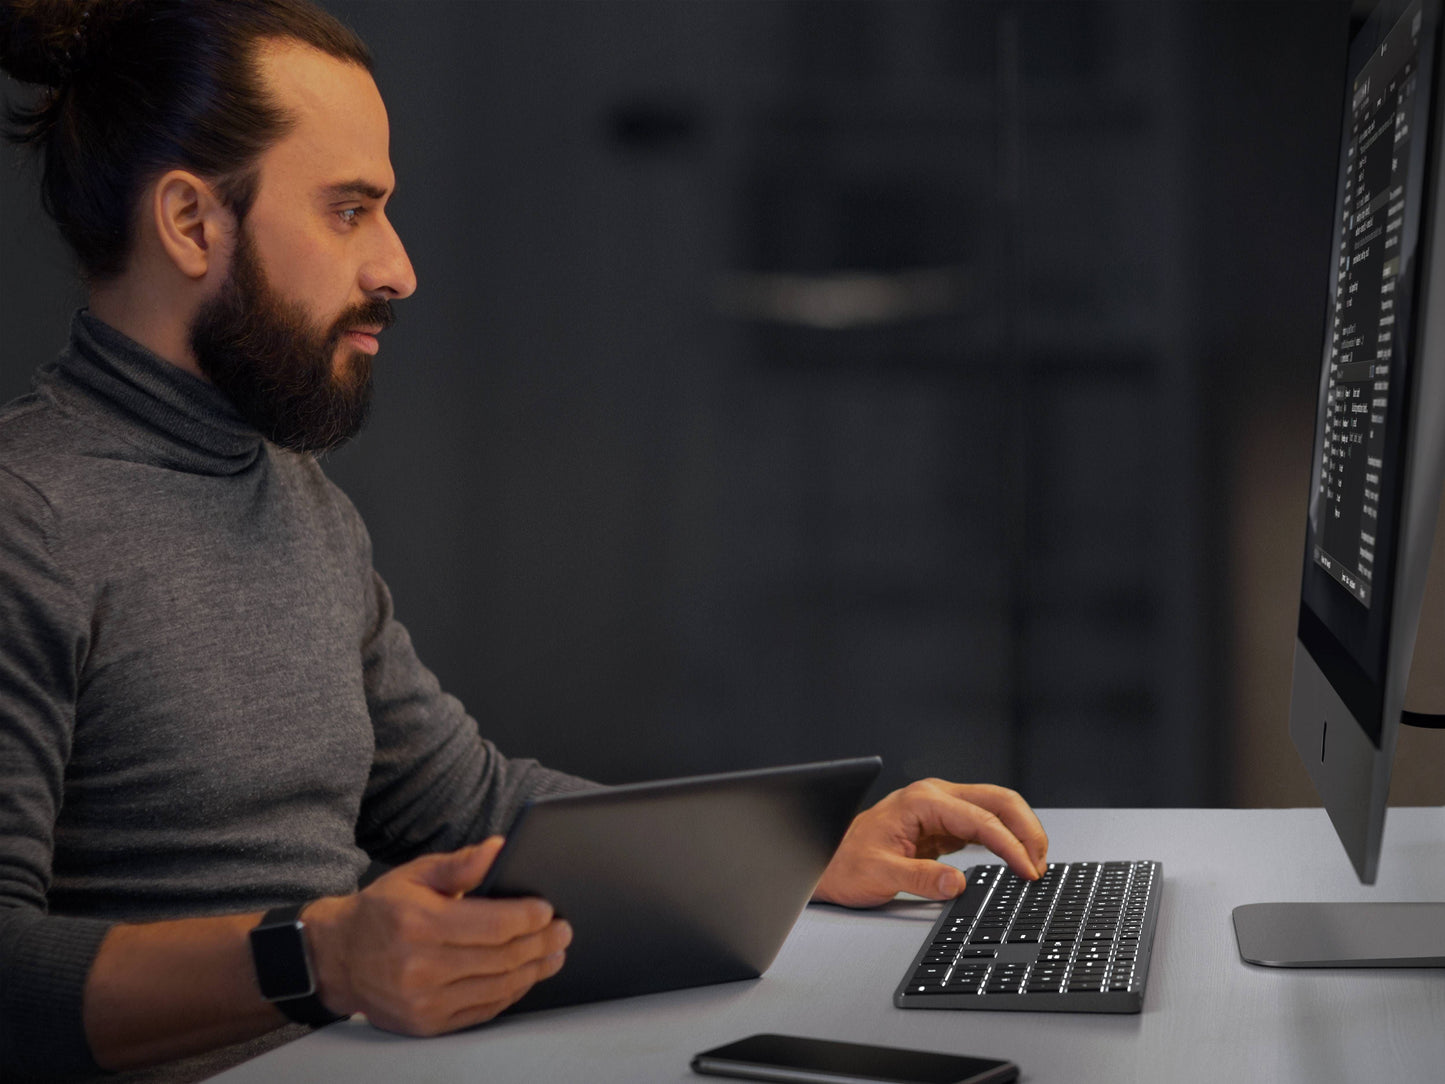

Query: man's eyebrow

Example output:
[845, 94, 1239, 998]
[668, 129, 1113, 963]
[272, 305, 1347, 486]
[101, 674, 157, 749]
[319, 180, 391, 202]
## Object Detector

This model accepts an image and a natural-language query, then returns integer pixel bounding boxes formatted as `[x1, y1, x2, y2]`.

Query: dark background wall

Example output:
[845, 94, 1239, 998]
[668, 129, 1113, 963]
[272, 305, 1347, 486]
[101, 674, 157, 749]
[6, 1, 1440, 806]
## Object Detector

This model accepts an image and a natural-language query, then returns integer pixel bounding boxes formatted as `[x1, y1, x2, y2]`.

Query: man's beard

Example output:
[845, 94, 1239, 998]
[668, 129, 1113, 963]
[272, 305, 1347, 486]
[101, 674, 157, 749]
[189, 229, 394, 453]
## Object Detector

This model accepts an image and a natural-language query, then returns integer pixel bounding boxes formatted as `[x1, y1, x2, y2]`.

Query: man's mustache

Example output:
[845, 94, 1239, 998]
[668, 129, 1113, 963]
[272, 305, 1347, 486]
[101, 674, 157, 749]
[330, 298, 397, 340]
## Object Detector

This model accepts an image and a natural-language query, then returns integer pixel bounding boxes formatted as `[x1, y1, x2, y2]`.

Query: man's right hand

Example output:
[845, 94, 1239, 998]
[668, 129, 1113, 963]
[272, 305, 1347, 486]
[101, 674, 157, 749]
[305, 837, 570, 1035]
[82, 837, 565, 1072]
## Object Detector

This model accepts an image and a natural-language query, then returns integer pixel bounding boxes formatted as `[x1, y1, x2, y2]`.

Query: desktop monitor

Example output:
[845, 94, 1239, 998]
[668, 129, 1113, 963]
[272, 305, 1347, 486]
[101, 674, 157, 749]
[1232, 0, 1445, 967]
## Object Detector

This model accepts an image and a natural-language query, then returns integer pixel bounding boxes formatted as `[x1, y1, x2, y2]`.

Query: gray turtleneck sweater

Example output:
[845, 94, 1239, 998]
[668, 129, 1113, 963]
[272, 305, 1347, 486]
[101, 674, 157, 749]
[0, 312, 591, 1082]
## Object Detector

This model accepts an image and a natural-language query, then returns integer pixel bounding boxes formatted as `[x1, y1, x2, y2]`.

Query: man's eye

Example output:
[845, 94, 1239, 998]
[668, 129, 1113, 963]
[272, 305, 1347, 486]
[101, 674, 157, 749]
[337, 207, 363, 226]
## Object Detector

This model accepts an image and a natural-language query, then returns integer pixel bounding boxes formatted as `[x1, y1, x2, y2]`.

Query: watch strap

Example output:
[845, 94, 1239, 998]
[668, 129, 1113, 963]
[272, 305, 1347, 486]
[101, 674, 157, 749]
[250, 903, 348, 1027]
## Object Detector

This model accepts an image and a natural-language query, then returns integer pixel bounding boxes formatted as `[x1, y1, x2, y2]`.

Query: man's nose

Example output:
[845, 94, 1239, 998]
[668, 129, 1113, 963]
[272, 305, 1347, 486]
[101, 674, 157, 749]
[362, 215, 417, 299]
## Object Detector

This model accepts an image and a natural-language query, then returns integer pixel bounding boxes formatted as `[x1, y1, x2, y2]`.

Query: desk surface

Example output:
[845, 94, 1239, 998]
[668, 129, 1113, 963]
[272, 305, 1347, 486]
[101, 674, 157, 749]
[211, 808, 1445, 1084]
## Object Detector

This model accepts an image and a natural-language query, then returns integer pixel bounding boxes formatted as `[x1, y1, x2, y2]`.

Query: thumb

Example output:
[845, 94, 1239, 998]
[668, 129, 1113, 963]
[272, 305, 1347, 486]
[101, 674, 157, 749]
[416, 836, 506, 898]
[893, 855, 968, 900]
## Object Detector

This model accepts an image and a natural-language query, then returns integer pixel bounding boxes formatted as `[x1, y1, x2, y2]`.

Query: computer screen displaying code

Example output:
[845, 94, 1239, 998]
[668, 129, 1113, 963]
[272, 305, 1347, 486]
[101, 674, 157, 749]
[1315, 0, 1423, 608]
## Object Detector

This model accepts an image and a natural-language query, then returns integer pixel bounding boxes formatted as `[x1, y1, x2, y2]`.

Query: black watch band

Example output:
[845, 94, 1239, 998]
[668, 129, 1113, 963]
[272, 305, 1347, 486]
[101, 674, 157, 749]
[249, 903, 347, 1027]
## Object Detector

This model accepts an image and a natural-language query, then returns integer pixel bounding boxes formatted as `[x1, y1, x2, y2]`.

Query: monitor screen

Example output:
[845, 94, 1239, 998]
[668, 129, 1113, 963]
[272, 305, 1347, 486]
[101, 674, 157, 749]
[1300, 0, 1435, 746]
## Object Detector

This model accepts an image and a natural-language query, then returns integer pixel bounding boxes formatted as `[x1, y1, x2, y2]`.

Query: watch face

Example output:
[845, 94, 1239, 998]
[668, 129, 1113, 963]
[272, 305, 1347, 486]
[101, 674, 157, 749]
[251, 921, 316, 1001]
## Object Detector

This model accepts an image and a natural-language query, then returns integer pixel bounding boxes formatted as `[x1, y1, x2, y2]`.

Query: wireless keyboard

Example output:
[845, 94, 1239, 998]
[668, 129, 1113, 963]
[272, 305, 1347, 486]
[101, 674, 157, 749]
[894, 859, 1162, 1013]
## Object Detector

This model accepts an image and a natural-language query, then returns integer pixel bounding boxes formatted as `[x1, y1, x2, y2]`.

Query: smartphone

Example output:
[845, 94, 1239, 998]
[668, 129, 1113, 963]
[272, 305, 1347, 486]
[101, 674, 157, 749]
[691, 1034, 1018, 1084]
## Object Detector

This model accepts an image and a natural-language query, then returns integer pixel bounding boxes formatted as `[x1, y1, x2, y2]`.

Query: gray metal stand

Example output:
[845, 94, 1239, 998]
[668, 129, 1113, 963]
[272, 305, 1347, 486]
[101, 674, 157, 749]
[1233, 902, 1445, 966]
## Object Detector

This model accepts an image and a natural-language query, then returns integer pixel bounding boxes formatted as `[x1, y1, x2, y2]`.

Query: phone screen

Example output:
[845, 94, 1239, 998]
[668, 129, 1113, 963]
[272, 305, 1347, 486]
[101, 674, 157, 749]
[692, 1034, 1019, 1084]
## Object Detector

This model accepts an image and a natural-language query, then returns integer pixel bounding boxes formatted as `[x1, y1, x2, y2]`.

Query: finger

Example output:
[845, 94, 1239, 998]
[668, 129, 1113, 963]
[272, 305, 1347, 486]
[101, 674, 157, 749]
[883, 853, 970, 901]
[428, 894, 558, 947]
[433, 919, 572, 980]
[909, 792, 1039, 881]
[949, 785, 1049, 874]
[416, 837, 506, 897]
[442, 949, 568, 1032]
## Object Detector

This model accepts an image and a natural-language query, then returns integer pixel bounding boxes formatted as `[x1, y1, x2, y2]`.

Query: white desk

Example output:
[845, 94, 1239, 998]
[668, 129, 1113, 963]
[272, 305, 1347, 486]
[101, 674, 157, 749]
[210, 808, 1445, 1084]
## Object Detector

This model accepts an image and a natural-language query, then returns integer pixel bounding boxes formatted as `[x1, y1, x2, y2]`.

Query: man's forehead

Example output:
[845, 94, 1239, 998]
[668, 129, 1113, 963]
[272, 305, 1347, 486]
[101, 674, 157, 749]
[253, 39, 393, 197]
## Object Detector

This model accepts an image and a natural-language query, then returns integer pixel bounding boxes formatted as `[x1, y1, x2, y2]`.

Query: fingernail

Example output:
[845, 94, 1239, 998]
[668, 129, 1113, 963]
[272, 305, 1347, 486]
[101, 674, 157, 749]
[938, 870, 962, 897]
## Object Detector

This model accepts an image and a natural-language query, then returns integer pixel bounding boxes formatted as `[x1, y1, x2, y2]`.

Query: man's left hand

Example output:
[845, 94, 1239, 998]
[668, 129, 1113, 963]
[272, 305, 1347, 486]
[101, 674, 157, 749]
[812, 779, 1048, 908]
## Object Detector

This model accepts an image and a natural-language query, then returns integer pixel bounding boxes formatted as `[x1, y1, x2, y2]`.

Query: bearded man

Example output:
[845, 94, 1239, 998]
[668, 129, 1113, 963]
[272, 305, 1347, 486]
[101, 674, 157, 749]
[0, 3, 1049, 1083]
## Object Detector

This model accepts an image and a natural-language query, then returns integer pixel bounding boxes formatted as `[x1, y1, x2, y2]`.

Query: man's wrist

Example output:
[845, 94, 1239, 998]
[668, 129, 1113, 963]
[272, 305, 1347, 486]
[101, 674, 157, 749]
[295, 895, 354, 1017]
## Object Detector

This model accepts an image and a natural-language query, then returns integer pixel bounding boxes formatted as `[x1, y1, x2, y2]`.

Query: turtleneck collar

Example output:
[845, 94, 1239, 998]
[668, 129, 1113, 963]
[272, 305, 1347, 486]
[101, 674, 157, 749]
[41, 310, 266, 476]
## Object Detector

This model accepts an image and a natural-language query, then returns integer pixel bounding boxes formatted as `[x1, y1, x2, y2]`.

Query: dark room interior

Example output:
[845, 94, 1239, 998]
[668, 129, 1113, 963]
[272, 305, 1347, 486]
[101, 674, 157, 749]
[5, 0, 1444, 809]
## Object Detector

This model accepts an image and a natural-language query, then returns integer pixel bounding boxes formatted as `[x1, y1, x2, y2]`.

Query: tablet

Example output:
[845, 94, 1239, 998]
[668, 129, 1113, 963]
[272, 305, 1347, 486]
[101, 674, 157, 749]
[474, 756, 882, 1013]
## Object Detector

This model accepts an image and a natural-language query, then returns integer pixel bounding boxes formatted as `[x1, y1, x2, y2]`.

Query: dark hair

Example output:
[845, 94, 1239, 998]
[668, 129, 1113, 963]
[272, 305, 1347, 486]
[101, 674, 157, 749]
[0, 0, 373, 282]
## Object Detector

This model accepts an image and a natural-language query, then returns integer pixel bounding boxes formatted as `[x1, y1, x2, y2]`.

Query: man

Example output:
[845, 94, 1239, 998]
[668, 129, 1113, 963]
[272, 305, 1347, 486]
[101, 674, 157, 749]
[0, 3, 1049, 1082]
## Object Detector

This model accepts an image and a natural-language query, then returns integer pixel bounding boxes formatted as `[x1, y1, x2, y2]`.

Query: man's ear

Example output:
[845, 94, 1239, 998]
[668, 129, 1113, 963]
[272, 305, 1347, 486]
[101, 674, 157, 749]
[150, 170, 233, 281]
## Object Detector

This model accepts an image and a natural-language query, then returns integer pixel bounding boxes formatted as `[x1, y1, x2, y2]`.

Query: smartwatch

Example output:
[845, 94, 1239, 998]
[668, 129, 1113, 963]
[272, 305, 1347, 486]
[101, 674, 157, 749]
[249, 903, 348, 1027]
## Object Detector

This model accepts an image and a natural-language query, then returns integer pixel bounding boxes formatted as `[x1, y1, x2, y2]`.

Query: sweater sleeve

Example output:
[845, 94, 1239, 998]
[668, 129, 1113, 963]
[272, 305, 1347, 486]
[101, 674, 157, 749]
[0, 466, 113, 1082]
[354, 566, 595, 865]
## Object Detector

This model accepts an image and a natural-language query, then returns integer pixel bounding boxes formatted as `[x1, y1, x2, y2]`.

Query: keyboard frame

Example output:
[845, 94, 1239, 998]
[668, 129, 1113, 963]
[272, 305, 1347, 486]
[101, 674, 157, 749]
[892, 860, 1163, 1014]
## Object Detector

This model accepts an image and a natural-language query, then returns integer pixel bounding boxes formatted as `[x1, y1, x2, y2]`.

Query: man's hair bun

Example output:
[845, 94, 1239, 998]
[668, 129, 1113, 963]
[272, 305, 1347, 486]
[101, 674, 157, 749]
[0, 0, 121, 88]
[3, 0, 372, 283]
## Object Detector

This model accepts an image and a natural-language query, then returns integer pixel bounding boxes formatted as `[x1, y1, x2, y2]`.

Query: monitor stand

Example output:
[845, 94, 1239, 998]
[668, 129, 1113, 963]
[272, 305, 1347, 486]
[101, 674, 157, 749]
[1233, 902, 1445, 967]
[1233, 707, 1445, 968]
